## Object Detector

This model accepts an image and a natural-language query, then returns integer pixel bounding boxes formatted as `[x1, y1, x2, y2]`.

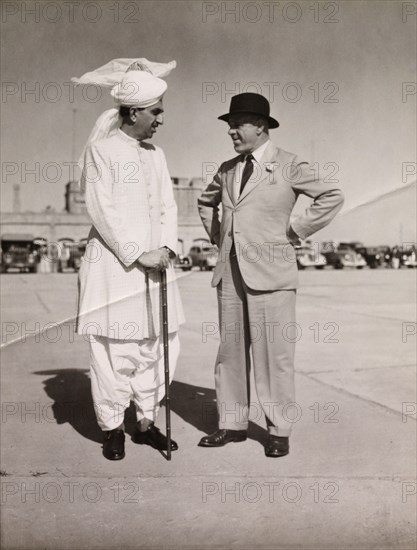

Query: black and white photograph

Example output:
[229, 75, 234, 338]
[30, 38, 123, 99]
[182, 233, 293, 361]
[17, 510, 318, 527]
[1, 1, 416, 548]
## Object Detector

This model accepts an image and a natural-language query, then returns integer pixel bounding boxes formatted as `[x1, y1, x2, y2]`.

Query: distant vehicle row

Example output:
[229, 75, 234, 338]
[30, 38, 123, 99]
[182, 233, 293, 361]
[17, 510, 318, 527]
[301, 241, 416, 270]
[1, 235, 416, 273]
[176, 240, 417, 271]
[0, 234, 87, 273]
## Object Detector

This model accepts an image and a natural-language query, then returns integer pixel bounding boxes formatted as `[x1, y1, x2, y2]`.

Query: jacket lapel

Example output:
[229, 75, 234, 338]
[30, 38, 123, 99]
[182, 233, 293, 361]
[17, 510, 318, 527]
[225, 158, 239, 205]
[237, 141, 278, 202]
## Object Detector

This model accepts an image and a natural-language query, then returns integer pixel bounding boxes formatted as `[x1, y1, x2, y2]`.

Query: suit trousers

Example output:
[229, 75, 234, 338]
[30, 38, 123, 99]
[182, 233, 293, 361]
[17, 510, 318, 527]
[215, 247, 296, 437]
[89, 333, 179, 430]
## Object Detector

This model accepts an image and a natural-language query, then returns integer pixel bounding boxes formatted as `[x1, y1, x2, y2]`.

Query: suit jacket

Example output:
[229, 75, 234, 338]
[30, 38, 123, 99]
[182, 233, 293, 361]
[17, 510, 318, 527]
[198, 141, 344, 290]
[76, 130, 184, 340]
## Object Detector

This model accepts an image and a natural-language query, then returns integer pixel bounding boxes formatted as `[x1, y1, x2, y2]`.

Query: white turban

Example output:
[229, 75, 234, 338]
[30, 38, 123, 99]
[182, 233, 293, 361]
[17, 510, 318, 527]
[110, 71, 167, 108]
[74, 58, 175, 170]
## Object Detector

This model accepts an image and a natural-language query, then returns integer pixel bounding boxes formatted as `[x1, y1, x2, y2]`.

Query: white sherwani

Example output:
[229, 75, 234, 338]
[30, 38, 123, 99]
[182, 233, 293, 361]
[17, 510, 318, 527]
[76, 129, 184, 340]
[76, 129, 184, 429]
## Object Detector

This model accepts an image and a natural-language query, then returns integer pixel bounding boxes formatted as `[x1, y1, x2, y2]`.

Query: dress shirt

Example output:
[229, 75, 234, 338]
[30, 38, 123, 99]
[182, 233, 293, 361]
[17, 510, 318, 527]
[233, 139, 271, 200]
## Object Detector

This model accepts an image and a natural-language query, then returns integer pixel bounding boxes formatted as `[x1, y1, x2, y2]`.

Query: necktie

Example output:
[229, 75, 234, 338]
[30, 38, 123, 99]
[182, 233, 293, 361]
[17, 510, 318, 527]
[239, 154, 254, 195]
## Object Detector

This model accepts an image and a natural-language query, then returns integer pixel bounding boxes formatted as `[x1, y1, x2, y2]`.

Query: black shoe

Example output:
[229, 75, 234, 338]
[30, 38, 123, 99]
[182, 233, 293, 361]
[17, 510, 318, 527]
[103, 429, 125, 460]
[264, 435, 289, 458]
[198, 429, 247, 447]
[132, 424, 178, 451]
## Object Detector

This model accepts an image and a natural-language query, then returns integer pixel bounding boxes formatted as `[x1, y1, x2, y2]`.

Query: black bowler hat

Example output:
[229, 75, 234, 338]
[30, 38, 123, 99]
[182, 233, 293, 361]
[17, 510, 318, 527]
[218, 92, 279, 129]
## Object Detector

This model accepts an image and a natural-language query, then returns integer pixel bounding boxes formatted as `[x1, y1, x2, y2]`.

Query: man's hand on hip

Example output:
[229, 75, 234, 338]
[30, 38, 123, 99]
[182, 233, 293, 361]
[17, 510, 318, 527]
[137, 249, 170, 271]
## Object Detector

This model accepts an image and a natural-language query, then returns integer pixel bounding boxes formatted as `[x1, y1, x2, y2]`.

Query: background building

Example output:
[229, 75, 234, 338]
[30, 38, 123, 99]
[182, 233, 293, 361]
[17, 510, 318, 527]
[0, 179, 209, 253]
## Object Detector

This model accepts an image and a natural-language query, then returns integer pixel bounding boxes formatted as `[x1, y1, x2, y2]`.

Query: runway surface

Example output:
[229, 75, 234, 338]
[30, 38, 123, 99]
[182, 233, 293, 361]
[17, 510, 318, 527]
[1, 268, 416, 549]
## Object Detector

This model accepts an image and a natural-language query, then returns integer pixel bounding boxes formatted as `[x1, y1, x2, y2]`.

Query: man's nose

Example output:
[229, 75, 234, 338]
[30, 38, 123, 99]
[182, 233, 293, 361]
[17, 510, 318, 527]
[228, 127, 236, 136]
[156, 113, 164, 125]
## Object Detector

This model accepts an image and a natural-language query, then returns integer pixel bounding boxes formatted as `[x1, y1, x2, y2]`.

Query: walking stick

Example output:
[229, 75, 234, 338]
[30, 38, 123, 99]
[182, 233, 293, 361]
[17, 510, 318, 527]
[160, 268, 172, 460]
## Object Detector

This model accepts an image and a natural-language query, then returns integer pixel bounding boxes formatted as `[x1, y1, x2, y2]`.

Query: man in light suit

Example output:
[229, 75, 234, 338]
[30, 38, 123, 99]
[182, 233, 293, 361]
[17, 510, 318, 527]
[198, 93, 344, 457]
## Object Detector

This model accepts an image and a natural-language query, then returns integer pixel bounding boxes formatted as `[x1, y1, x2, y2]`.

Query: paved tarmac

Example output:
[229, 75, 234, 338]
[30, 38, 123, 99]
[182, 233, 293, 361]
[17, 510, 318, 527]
[1, 268, 416, 549]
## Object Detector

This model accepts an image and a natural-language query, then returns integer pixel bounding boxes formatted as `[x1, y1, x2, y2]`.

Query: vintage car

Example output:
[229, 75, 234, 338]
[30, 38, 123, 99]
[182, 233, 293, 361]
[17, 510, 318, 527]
[188, 241, 219, 271]
[57, 238, 86, 272]
[321, 242, 367, 269]
[174, 253, 192, 271]
[1, 233, 38, 273]
[348, 241, 365, 251]
[400, 247, 417, 268]
[295, 244, 327, 270]
[356, 245, 391, 269]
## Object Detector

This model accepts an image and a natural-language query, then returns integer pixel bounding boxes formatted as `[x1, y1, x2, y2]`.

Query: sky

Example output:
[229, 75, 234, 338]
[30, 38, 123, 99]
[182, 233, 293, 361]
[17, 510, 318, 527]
[1, 0, 416, 213]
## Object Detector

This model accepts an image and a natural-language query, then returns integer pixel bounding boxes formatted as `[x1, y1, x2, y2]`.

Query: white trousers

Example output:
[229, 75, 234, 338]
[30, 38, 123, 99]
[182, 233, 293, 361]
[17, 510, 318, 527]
[89, 333, 180, 430]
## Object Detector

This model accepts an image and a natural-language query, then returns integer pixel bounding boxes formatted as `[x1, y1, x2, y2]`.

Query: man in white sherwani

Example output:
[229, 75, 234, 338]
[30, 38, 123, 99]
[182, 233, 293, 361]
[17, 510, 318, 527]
[76, 68, 184, 460]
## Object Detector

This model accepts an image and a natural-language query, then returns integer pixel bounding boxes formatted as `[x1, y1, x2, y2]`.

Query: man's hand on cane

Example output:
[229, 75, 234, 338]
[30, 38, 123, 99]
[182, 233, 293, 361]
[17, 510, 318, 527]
[137, 248, 170, 271]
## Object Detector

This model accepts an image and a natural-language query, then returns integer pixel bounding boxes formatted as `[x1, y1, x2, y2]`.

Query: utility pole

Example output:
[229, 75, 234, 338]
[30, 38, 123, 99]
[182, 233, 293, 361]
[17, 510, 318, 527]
[71, 108, 77, 166]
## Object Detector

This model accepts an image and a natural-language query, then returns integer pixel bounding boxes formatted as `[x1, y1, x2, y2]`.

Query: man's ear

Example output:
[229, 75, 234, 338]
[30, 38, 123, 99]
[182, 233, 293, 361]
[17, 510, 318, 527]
[256, 122, 264, 135]
[256, 118, 267, 134]
[129, 107, 137, 122]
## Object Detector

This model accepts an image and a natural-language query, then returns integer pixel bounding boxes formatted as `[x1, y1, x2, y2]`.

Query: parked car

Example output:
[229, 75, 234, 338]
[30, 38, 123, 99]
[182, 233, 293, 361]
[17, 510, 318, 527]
[356, 246, 391, 269]
[400, 247, 417, 268]
[376, 246, 392, 267]
[295, 244, 327, 270]
[188, 242, 219, 271]
[321, 242, 367, 269]
[348, 241, 365, 252]
[57, 239, 85, 272]
[174, 253, 192, 271]
[1, 233, 37, 273]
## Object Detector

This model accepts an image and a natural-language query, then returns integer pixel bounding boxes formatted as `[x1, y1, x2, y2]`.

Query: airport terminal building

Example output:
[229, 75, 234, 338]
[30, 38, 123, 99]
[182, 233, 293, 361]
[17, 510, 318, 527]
[0, 179, 210, 255]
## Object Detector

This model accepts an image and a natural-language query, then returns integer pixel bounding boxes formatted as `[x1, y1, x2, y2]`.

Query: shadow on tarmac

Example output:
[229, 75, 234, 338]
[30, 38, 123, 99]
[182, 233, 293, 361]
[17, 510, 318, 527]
[169, 380, 268, 445]
[34, 369, 102, 444]
[33, 371, 268, 446]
